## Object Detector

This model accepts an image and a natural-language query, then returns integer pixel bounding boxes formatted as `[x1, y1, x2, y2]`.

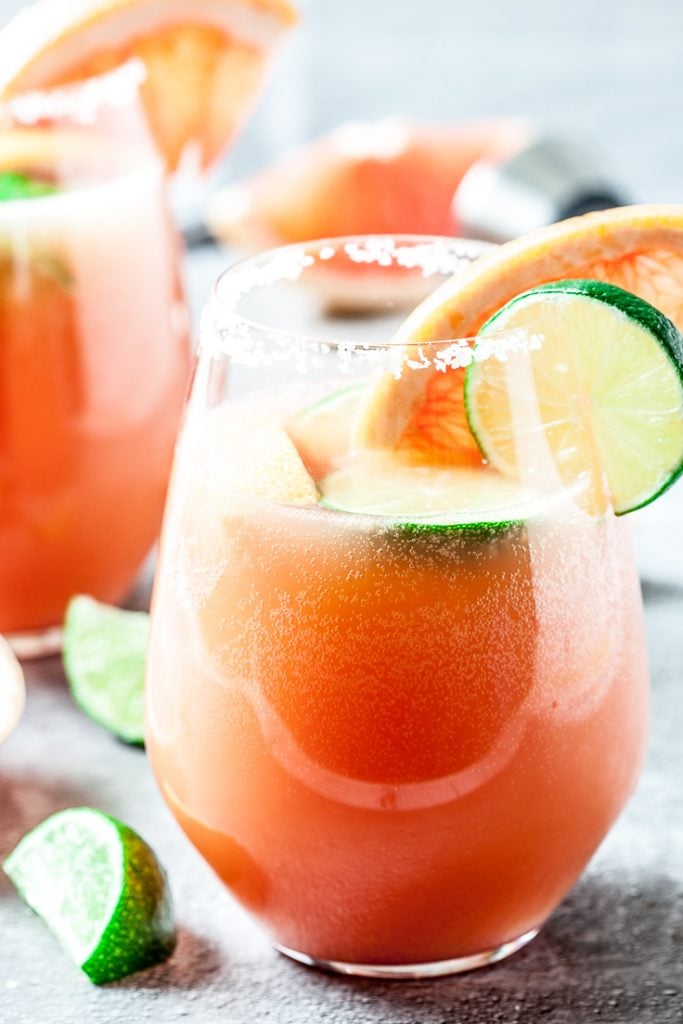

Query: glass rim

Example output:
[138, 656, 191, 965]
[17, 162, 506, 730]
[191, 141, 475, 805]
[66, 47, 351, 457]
[205, 234, 504, 355]
[0, 59, 146, 127]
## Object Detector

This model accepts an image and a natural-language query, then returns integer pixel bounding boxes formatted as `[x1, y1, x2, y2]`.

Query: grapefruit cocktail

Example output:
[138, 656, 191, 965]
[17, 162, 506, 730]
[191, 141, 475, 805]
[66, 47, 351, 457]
[0, 65, 191, 652]
[0, 0, 299, 654]
[147, 227, 683, 976]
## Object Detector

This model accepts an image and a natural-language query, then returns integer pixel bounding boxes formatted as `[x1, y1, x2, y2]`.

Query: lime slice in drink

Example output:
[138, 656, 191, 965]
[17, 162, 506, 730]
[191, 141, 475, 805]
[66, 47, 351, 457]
[63, 596, 149, 746]
[288, 384, 365, 479]
[320, 451, 538, 530]
[0, 171, 58, 201]
[3, 807, 176, 984]
[465, 280, 683, 514]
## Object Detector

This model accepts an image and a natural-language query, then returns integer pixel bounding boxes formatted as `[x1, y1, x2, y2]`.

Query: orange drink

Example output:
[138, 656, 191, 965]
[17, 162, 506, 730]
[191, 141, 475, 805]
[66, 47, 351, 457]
[0, 66, 190, 650]
[0, 0, 301, 654]
[146, 237, 654, 977]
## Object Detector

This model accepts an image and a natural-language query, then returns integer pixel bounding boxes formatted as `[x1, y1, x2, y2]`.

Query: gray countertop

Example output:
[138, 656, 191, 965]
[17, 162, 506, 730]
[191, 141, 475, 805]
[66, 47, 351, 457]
[2, 0, 683, 1020]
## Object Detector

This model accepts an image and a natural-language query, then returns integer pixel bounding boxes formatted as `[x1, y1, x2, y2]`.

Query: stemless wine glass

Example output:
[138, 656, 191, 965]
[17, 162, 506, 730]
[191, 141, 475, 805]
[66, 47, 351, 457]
[146, 236, 649, 979]
[0, 63, 190, 656]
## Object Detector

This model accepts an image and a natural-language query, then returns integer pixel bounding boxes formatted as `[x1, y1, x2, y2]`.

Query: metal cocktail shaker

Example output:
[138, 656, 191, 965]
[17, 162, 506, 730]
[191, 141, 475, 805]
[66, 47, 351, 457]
[453, 135, 627, 243]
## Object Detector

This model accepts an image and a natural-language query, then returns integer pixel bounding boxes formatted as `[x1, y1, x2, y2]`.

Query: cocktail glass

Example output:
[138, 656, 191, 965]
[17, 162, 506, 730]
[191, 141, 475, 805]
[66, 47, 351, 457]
[146, 236, 649, 978]
[0, 63, 191, 656]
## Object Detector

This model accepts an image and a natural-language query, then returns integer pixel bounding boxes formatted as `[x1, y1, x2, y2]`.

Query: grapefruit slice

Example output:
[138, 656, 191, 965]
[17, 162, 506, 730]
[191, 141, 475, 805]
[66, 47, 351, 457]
[354, 204, 683, 465]
[0, 0, 298, 170]
[206, 117, 530, 247]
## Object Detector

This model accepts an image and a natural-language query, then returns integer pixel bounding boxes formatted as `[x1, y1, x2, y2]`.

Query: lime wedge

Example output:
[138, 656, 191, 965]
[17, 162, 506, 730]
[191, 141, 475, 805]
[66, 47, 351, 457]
[320, 451, 539, 530]
[0, 171, 58, 201]
[63, 596, 149, 746]
[465, 280, 683, 514]
[3, 807, 176, 984]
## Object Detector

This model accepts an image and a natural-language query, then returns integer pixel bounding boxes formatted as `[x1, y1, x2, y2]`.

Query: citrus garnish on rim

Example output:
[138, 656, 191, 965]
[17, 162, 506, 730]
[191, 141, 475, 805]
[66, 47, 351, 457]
[466, 280, 683, 515]
[354, 204, 683, 469]
[0, 0, 298, 169]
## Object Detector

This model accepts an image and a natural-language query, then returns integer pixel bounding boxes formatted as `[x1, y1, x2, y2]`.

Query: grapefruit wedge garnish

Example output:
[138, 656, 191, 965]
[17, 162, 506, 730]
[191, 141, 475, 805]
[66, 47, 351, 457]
[354, 204, 683, 467]
[207, 118, 525, 312]
[206, 117, 530, 247]
[0, 0, 298, 170]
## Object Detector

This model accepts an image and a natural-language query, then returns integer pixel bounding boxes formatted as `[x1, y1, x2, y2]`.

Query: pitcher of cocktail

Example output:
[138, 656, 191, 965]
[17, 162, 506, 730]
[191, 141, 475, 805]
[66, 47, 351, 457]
[0, 0, 297, 656]
[0, 64, 190, 656]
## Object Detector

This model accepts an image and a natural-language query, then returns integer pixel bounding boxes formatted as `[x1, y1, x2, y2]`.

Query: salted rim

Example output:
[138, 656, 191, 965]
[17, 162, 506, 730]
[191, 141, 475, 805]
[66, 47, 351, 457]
[200, 235, 549, 377]
[0, 59, 146, 127]
[204, 235, 490, 345]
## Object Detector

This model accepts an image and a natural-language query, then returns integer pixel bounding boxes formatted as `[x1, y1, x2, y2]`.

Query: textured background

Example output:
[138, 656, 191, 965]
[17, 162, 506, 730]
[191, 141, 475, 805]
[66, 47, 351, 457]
[0, 0, 682, 201]
[1, 1, 683, 1022]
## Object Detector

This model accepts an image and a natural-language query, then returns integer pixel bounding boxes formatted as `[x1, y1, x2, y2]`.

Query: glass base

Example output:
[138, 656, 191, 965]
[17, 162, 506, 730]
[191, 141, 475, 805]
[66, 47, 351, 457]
[5, 626, 63, 660]
[275, 927, 539, 979]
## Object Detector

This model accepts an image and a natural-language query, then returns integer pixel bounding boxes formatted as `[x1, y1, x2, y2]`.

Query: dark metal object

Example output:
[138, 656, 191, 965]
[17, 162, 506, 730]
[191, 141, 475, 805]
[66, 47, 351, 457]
[453, 136, 627, 243]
